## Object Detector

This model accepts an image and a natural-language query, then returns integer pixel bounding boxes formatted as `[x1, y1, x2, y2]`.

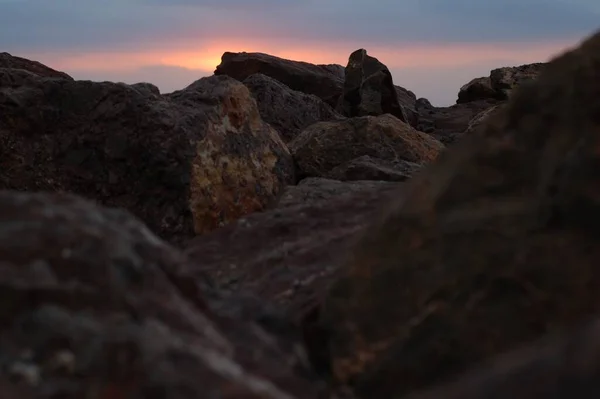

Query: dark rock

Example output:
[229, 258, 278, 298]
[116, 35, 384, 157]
[415, 97, 433, 111]
[215, 51, 345, 106]
[490, 62, 546, 100]
[407, 318, 600, 399]
[319, 29, 600, 398]
[183, 178, 400, 324]
[325, 155, 423, 182]
[0, 69, 294, 245]
[0, 190, 321, 398]
[456, 77, 496, 103]
[339, 49, 414, 126]
[243, 73, 344, 143]
[0, 52, 72, 79]
[130, 82, 160, 97]
[289, 114, 443, 179]
[464, 104, 505, 134]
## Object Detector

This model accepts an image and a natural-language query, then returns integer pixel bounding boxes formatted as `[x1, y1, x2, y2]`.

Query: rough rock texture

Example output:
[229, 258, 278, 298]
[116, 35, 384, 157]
[243, 73, 343, 143]
[184, 178, 400, 323]
[0, 190, 321, 398]
[325, 155, 423, 182]
[395, 85, 420, 127]
[320, 30, 600, 398]
[0, 52, 73, 79]
[0, 70, 294, 245]
[457, 62, 546, 104]
[339, 49, 414, 126]
[490, 62, 546, 99]
[215, 52, 345, 106]
[407, 318, 600, 399]
[418, 99, 500, 144]
[464, 104, 504, 134]
[289, 114, 443, 178]
[456, 77, 496, 104]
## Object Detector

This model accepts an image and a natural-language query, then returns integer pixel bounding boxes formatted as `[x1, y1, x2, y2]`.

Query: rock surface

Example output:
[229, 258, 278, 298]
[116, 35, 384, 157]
[243, 73, 343, 143]
[0, 52, 73, 79]
[456, 77, 496, 104]
[320, 30, 600, 398]
[407, 318, 600, 399]
[0, 190, 321, 398]
[0, 70, 294, 245]
[289, 114, 443, 178]
[325, 155, 423, 182]
[215, 52, 345, 106]
[339, 49, 413, 126]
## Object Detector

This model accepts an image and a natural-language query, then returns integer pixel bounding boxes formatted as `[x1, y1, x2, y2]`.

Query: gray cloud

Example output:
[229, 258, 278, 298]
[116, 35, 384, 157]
[1, 0, 598, 53]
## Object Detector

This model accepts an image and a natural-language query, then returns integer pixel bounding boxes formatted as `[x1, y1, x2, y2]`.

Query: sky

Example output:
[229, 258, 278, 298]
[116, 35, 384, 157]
[0, 0, 598, 106]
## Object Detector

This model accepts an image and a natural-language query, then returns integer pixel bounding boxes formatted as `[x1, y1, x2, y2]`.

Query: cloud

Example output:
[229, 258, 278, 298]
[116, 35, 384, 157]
[1, 0, 598, 54]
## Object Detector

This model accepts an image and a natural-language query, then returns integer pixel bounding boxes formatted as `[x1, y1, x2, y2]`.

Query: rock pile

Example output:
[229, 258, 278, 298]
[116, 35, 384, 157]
[1, 27, 599, 398]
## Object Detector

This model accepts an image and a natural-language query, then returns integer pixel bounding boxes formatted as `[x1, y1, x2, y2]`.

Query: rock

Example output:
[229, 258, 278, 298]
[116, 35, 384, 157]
[319, 29, 600, 398]
[415, 97, 433, 111]
[395, 85, 420, 127]
[419, 99, 499, 144]
[277, 177, 398, 208]
[289, 114, 443, 178]
[0, 68, 294, 245]
[325, 155, 423, 182]
[407, 318, 600, 399]
[243, 73, 344, 143]
[339, 49, 414, 126]
[490, 62, 546, 100]
[464, 104, 504, 134]
[215, 52, 345, 106]
[130, 82, 160, 97]
[456, 77, 496, 103]
[0, 190, 321, 398]
[456, 63, 546, 104]
[0, 52, 73, 79]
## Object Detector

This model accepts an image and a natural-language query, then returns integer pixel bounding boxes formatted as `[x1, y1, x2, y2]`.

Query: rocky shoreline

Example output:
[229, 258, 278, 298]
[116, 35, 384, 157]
[0, 28, 599, 398]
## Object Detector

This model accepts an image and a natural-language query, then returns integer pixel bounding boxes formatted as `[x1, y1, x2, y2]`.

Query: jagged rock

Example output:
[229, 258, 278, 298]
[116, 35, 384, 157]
[325, 155, 423, 182]
[339, 49, 415, 126]
[0, 190, 321, 398]
[243, 73, 344, 143]
[289, 114, 443, 179]
[215, 52, 344, 106]
[319, 29, 600, 398]
[0, 52, 72, 79]
[0, 68, 294, 245]
[407, 318, 600, 399]
[395, 86, 420, 127]
[457, 77, 496, 103]
[490, 62, 546, 99]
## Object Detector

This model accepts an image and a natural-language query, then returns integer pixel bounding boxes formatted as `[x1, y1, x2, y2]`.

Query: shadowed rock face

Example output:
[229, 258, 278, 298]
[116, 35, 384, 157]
[339, 49, 415, 126]
[0, 70, 294, 245]
[319, 29, 600, 398]
[215, 51, 345, 106]
[243, 73, 344, 143]
[289, 114, 443, 179]
[0, 52, 73, 80]
[0, 190, 322, 398]
[406, 318, 600, 399]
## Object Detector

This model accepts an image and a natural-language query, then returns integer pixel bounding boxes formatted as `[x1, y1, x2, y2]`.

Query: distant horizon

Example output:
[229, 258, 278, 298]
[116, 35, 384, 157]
[10, 37, 582, 107]
[2, 0, 597, 106]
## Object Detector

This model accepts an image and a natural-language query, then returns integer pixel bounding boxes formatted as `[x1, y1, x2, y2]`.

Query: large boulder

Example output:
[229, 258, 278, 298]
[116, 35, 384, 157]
[339, 49, 416, 126]
[0, 190, 321, 398]
[408, 318, 600, 399]
[242, 73, 343, 143]
[0, 65, 294, 245]
[456, 62, 546, 104]
[490, 62, 546, 99]
[289, 114, 443, 179]
[319, 29, 600, 398]
[215, 52, 345, 106]
[184, 178, 400, 322]
[0, 52, 73, 79]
